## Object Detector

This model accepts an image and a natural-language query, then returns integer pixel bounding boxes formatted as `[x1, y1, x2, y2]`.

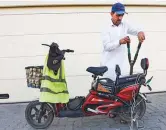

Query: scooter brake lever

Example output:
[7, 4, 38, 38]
[147, 85, 152, 91]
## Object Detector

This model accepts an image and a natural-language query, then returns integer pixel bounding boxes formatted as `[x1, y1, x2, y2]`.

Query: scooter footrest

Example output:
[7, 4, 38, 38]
[59, 109, 84, 118]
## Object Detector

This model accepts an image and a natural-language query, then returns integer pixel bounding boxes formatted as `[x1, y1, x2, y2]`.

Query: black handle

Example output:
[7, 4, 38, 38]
[0, 94, 9, 99]
[127, 42, 142, 75]
[133, 42, 142, 64]
[127, 43, 131, 63]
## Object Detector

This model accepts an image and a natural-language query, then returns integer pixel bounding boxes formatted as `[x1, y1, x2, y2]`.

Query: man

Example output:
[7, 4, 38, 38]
[100, 2, 145, 81]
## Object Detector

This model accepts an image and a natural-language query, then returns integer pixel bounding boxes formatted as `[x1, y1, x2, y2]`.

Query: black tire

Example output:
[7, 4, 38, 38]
[25, 100, 54, 129]
[118, 95, 146, 122]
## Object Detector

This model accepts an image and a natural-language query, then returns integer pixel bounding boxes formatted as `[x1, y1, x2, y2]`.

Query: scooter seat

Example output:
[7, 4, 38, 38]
[86, 66, 108, 76]
[118, 73, 143, 85]
[115, 73, 145, 93]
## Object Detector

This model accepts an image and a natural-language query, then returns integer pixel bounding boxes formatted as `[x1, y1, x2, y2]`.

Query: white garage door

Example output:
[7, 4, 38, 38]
[0, 5, 165, 103]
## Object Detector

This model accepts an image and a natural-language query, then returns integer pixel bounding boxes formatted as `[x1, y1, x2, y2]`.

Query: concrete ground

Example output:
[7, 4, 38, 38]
[0, 93, 166, 130]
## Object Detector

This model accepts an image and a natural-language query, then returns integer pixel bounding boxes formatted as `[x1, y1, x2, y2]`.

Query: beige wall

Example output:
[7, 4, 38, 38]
[0, 4, 166, 103]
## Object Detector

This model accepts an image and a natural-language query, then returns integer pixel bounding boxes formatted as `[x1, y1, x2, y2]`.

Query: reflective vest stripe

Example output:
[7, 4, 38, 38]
[42, 76, 66, 83]
[40, 87, 69, 94]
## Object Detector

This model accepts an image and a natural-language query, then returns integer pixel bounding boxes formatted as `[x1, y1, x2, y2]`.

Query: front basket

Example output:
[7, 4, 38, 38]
[25, 66, 43, 89]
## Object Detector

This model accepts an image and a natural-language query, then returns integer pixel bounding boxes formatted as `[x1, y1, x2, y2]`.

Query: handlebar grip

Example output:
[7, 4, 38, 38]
[147, 85, 152, 91]
[69, 50, 74, 53]
[41, 44, 50, 47]
[65, 49, 74, 53]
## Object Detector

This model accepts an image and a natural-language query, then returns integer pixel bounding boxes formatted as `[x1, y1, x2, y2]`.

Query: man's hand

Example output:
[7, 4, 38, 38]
[138, 31, 145, 43]
[119, 36, 130, 45]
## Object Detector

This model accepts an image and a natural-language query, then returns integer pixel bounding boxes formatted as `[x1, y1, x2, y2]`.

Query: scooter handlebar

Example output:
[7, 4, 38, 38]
[63, 49, 74, 53]
[41, 44, 50, 47]
[41, 44, 74, 53]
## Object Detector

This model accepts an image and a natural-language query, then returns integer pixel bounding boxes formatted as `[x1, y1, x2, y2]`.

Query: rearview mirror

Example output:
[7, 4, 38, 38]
[141, 58, 149, 70]
[115, 65, 121, 76]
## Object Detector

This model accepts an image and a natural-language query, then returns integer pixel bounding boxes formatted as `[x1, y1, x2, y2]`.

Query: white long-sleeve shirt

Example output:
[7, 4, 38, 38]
[100, 19, 142, 81]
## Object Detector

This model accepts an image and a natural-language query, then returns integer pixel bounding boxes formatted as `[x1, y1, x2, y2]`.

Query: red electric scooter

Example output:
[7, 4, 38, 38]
[25, 41, 153, 129]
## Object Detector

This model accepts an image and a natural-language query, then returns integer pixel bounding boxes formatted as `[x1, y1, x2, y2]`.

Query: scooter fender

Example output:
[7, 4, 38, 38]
[45, 103, 56, 115]
[139, 93, 151, 103]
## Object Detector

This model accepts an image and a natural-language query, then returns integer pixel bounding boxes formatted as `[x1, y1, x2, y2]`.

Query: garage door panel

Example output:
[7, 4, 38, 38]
[1, 11, 165, 35]
[0, 75, 92, 103]
[0, 6, 165, 16]
[0, 33, 103, 57]
[126, 6, 166, 12]
[0, 31, 165, 58]
[0, 56, 45, 79]
[141, 32, 166, 51]
[125, 13, 166, 31]
[0, 79, 40, 103]
[0, 54, 101, 79]
[0, 5, 166, 103]
[1, 51, 165, 79]
[128, 50, 165, 72]
[127, 32, 166, 52]
[67, 76, 92, 98]
[0, 35, 164, 79]
[0, 13, 107, 35]
[140, 70, 166, 93]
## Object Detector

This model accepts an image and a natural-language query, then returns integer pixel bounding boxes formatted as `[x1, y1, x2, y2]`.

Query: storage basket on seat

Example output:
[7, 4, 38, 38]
[25, 66, 43, 89]
[97, 78, 115, 94]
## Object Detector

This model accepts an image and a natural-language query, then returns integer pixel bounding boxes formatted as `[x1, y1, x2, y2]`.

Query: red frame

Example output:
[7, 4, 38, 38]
[55, 84, 139, 116]
[82, 90, 123, 116]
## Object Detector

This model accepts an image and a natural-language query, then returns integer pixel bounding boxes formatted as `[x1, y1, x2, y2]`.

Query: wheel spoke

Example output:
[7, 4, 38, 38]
[38, 117, 42, 123]
[43, 115, 48, 120]
[47, 110, 53, 115]
[30, 114, 36, 118]
[135, 99, 143, 108]
[32, 106, 39, 112]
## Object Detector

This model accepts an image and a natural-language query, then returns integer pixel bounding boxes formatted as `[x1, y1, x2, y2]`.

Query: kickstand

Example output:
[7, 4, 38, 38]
[130, 119, 144, 130]
[146, 99, 152, 103]
[130, 119, 138, 130]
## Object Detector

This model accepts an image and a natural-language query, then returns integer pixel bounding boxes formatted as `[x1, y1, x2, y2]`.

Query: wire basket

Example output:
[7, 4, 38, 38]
[25, 66, 43, 89]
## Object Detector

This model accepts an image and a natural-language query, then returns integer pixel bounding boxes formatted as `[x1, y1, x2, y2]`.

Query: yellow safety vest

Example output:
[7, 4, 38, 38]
[39, 55, 69, 103]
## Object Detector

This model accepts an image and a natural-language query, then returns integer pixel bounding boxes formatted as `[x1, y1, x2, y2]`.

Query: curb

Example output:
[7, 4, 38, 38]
[144, 91, 166, 94]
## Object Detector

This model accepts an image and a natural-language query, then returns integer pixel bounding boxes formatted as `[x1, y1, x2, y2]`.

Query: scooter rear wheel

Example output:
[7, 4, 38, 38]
[118, 95, 146, 122]
[25, 100, 54, 129]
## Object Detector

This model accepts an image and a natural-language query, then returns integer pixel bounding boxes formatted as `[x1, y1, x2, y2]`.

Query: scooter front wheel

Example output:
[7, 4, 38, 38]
[25, 100, 54, 129]
[118, 95, 146, 122]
